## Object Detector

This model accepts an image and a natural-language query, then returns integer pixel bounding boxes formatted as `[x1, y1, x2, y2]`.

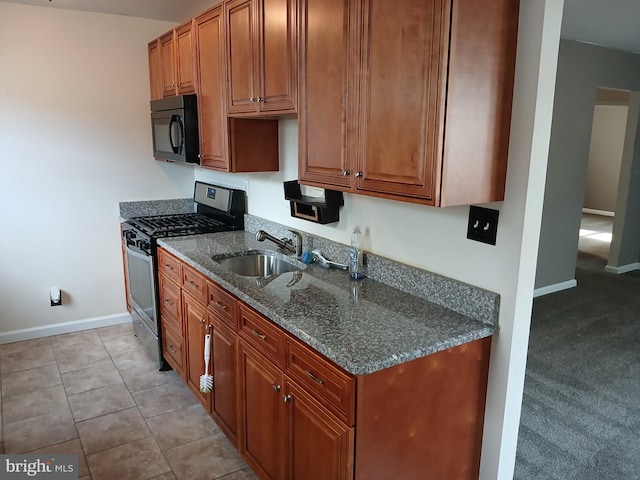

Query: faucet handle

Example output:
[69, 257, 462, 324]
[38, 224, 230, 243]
[288, 230, 303, 256]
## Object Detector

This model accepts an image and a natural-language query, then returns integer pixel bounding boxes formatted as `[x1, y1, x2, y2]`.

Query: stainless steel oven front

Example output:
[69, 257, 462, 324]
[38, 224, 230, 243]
[123, 235, 163, 367]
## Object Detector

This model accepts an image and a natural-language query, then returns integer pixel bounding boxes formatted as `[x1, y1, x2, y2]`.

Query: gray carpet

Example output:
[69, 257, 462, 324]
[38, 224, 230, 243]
[515, 250, 640, 479]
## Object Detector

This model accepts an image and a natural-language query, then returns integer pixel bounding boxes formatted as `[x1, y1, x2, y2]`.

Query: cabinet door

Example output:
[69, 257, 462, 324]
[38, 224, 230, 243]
[210, 314, 238, 444]
[257, 0, 297, 113]
[298, 0, 356, 190]
[283, 379, 354, 480]
[184, 291, 211, 411]
[238, 340, 285, 480]
[175, 22, 196, 94]
[148, 40, 162, 100]
[226, 0, 258, 114]
[195, 7, 230, 171]
[160, 32, 177, 97]
[355, 0, 447, 201]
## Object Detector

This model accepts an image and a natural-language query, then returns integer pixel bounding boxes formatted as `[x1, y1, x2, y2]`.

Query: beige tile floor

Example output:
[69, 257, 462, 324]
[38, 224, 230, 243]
[0, 323, 257, 480]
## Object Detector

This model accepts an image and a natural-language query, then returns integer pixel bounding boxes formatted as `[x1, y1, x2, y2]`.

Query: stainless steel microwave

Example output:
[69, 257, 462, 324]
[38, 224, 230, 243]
[150, 94, 200, 164]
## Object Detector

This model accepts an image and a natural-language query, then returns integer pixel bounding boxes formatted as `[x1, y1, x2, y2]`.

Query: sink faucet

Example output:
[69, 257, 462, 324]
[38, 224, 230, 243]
[255, 229, 303, 257]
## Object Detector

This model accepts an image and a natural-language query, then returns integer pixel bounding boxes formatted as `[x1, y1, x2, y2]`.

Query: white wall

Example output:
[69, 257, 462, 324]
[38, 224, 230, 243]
[0, 2, 194, 335]
[584, 104, 628, 212]
[196, 2, 564, 476]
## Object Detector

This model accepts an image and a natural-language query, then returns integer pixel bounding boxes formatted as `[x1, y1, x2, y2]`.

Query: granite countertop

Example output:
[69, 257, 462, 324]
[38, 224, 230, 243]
[159, 231, 496, 376]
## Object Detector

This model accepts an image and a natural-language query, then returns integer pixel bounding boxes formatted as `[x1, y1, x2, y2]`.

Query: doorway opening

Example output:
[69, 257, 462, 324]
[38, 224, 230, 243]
[578, 87, 629, 271]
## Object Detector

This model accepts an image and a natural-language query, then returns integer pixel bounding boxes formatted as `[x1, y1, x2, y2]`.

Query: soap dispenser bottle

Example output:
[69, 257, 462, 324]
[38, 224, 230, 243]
[349, 225, 365, 280]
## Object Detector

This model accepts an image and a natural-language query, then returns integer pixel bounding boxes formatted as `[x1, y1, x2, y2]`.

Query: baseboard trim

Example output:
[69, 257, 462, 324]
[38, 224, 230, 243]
[582, 208, 615, 217]
[605, 263, 640, 274]
[0, 313, 132, 345]
[533, 279, 578, 298]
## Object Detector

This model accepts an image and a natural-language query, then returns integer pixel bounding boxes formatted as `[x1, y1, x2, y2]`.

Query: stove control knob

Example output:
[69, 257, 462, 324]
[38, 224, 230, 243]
[123, 230, 136, 240]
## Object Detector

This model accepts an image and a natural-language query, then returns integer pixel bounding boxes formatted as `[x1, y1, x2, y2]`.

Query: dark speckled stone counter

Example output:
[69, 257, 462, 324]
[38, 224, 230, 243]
[159, 231, 496, 375]
[119, 199, 194, 219]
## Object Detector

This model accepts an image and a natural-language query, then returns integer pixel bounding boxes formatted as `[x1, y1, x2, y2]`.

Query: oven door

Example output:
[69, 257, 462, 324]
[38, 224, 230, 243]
[124, 244, 158, 336]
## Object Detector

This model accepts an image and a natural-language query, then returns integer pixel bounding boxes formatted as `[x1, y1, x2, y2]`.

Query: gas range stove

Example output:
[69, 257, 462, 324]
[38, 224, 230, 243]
[122, 182, 246, 255]
[122, 182, 245, 369]
[126, 213, 231, 238]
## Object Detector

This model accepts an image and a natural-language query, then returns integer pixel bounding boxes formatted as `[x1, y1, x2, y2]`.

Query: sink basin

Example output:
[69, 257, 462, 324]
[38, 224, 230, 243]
[213, 251, 304, 277]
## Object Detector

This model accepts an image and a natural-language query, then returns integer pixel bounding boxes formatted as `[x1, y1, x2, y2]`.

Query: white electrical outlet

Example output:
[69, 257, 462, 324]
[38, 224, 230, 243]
[243, 179, 250, 195]
[50, 287, 62, 306]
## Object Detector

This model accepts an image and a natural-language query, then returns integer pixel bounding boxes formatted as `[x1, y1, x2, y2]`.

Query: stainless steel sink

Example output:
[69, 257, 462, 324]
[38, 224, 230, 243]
[213, 251, 305, 277]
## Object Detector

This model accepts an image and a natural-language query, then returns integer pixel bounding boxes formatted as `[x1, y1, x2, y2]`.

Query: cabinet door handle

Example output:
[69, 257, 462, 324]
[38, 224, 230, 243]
[354, 171, 363, 178]
[304, 369, 325, 385]
[199, 318, 205, 324]
[283, 394, 292, 403]
[272, 384, 281, 393]
[250, 97, 256, 102]
[168, 345, 176, 354]
[252, 329, 267, 341]
[207, 324, 213, 331]
[257, 97, 264, 103]
[214, 301, 228, 310]
[164, 299, 173, 306]
[341, 170, 350, 177]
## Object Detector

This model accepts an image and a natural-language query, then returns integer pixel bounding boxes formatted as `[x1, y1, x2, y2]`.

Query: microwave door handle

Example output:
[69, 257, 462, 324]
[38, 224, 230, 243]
[168, 114, 181, 154]
[176, 115, 184, 153]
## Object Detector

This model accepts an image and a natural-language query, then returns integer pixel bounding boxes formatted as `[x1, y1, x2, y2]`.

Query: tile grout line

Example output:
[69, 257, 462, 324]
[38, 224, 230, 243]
[97, 326, 176, 479]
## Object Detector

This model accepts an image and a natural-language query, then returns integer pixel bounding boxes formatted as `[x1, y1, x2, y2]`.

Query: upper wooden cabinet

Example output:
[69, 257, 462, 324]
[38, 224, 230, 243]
[298, 0, 519, 207]
[225, 0, 297, 116]
[194, 5, 280, 173]
[148, 40, 162, 100]
[158, 21, 196, 98]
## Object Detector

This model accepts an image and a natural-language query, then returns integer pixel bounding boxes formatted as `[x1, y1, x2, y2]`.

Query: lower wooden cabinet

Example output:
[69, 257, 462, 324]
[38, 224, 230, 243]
[161, 322, 185, 377]
[238, 340, 285, 480]
[156, 247, 491, 480]
[284, 379, 354, 480]
[184, 290, 211, 409]
[209, 313, 239, 443]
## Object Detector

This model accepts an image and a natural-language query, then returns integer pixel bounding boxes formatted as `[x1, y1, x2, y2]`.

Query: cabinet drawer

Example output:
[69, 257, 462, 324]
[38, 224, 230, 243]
[286, 339, 355, 426]
[208, 281, 237, 330]
[238, 304, 285, 368]
[158, 248, 181, 284]
[182, 263, 207, 304]
[162, 322, 184, 375]
[159, 274, 181, 327]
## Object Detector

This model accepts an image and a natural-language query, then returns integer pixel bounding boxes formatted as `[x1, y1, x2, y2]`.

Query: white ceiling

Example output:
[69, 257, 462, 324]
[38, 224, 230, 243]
[2, 0, 640, 54]
[561, 0, 640, 54]
[0, 0, 218, 23]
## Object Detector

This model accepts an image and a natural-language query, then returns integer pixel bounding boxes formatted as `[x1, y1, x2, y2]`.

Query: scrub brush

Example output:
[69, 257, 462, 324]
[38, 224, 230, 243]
[199, 334, 213, 393]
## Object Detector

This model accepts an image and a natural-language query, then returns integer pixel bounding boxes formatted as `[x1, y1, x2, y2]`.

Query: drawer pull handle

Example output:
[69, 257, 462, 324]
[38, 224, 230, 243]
[164, 299, 173, 306]
[189, 280, 199, 288]
[215, 301, 228, 310]
[304, 369, 325, 385]
[252, 329, 267, 341]
[168, 345, 176, 354]
[165, 264, 174, 270]
[199, 318, 206, 325]
[283, 394, 292, 403]
[272, 384, 281, 393]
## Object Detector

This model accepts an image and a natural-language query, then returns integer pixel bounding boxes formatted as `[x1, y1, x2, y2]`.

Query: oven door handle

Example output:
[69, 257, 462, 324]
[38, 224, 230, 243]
[125, 242, 152, 261]
[168, 114, 184, 155]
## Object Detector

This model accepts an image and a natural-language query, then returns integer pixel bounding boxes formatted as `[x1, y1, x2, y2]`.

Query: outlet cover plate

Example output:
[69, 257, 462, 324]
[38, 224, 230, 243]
[467, 206, 499, 245]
